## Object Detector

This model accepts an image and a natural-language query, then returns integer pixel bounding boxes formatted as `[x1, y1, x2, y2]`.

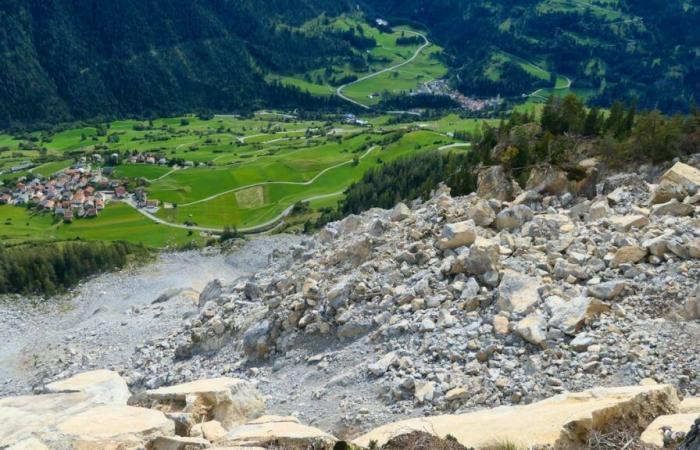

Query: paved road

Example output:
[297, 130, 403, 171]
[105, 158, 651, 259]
[336, 31, 430, 109]
[122, 146, 379, 234]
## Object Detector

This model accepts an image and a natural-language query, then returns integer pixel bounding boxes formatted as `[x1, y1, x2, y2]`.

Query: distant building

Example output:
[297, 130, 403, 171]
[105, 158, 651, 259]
[376, 18, 389, 27]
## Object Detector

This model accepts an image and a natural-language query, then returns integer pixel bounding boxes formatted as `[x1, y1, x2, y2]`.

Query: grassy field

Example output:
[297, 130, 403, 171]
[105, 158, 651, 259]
[0, 203, 202, 248]
[0, 111, 485, 246]
[154, 129, 456, 228]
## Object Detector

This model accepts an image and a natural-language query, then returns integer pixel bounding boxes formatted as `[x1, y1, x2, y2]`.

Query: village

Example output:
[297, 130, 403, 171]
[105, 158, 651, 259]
[0, 154, 164, 223]
[415, 79, 503, 111]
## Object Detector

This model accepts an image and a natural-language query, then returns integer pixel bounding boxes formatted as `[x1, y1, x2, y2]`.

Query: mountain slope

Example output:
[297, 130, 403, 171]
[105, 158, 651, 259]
[0, 0, 350, 128]
[361, 0, 700, 111]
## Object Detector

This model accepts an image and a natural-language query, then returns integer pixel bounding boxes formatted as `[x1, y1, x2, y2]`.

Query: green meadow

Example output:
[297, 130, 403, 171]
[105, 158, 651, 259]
[0, 203, 201, 248]
[0, 112, 486, 246]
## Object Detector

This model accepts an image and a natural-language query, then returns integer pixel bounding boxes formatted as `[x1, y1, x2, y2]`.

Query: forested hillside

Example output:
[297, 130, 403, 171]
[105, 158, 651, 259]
[0, 0, 350, 128]
[361, 0, 700, 112]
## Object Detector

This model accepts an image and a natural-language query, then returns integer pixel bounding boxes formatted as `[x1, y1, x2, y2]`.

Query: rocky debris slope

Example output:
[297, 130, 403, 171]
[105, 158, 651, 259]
[2, 369, 697, 449]
[354, 383, 680, 449]
[123, 157, 700, 436]
[0, 236, 300, 396]
[0, 370, 338, 449]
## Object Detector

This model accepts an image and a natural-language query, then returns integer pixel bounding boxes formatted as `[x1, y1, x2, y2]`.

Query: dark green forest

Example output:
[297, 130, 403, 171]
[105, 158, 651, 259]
[361, 0, 700, 112]
[0, 0, 351, 128]
[0, 240, 150, 295]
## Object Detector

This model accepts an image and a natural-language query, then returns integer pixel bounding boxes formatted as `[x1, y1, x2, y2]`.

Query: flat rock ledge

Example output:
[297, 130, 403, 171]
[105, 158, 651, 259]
[353, 384, 681, 449]
[4, 369, 700, 449]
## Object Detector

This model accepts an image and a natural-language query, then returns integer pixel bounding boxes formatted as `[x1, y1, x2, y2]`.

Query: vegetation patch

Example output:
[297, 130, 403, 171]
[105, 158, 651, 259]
[235, 186, 265, 208]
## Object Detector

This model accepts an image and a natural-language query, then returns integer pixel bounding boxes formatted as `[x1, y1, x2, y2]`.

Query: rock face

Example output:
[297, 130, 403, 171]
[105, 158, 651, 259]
[138, 377, 265, 429]
[219, 415, 337, 449]
[353, 384, 680, 449]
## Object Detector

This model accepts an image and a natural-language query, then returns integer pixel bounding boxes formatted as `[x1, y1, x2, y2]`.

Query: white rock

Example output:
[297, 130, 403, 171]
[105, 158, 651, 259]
[496, 269, 541, 314]
[439, 220, 477, 249]
[514, 313, 547, 347]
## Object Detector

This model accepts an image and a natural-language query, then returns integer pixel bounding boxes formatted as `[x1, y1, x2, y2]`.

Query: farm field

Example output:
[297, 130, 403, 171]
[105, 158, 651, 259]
[0, 112, 483, 245]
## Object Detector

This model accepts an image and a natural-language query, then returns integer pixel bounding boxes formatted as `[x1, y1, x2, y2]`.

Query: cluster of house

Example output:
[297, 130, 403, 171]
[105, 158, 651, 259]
[416, 79, 503, 111]
[0, 167, 128, 222]
[127, 152, 169, 165]
[342, 114, 370, 126]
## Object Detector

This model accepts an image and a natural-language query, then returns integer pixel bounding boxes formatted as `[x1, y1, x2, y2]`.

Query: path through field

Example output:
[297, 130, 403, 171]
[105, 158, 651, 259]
[336, 31, 430, 109]
[124, 146, 379, 234]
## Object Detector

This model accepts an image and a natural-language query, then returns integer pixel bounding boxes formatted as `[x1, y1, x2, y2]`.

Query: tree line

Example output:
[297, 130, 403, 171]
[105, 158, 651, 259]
[0, 241, 150, 296]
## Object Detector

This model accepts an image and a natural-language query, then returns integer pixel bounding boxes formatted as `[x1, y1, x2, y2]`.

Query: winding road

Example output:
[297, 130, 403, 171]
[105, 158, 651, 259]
[526, 74, 572, 99]
[336, 31, 430, 109]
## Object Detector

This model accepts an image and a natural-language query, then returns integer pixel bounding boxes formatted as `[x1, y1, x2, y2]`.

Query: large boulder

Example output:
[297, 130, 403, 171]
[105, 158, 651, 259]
[514, 313, 547, 347]
[477, 166, 521, 202]
[0, 371, 155, 448]
[151, 435, 212, 450]
[465, 199, 496, 227]
[651, 199, 695, 217]
[495, 205, 534, 231]
[547, 296, 610, 336]
[641, 414, 699, 448]
[610, 215, 649, 232]
[450, 245, 500, 276]
[439, 221, 477, 250]
[649, 179, 689, 204]
[52, 404, 174, 449]
[243, 320, 272, 360]
[496, 269, 541, 314]
[611, 245, 647, 267]
[353, 384, 680, 450]
[683, 287, 700, 320]
[587, 280, 627, 301]
[526, 164, 570, 195]
[138, 378, 265, 430]
[681, 397, 700, 414]
[219, 415, 337, 449]
[660, 162, 700, 194]
[199, 279, 223, 306]
[43, 370, 130, 405]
